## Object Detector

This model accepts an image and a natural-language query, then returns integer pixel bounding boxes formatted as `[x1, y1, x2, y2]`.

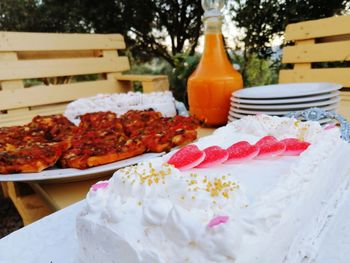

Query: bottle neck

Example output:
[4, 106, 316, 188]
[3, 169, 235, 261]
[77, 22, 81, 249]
[204, 17, 222, 34]
[201, 17, 230, 66]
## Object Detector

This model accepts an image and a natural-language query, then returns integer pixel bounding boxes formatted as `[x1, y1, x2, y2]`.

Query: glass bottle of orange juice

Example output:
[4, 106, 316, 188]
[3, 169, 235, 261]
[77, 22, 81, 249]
[188, 0, 243, 126]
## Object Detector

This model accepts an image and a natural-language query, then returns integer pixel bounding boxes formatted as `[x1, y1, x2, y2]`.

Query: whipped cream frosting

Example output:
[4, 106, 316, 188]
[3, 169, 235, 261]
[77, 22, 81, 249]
[64, 91, 176, 124]
[77, 115, 350, 263]
[78, 158, 246, 263]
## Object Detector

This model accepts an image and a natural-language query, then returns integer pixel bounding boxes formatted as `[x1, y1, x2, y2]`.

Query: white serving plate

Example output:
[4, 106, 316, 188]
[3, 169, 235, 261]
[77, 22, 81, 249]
[231, 91, 340, 105]
[227, 116, 238, 123]
[229, 112, 334, 125]
[230, 103, 338, 116]
[229, 111, 252, 119]
[231, 97, 340, 110]
[0, 152, 162, 183]
[233, 83, 342, 99]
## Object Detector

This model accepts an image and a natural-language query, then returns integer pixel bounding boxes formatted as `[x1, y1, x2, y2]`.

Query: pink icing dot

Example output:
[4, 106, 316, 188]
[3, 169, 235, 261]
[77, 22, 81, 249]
[324, 124, 337, 130]
[91, 182, 109, 192]
[207, 215, 229, 228]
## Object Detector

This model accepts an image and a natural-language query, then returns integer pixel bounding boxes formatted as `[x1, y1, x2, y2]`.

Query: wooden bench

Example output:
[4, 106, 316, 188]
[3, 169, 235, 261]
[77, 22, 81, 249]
[0, 32, 169, 225]
[279, 15, 350, 119]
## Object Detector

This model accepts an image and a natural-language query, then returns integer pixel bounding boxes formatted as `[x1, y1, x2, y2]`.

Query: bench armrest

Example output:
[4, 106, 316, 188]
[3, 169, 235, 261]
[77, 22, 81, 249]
[114, 74, 169, 93]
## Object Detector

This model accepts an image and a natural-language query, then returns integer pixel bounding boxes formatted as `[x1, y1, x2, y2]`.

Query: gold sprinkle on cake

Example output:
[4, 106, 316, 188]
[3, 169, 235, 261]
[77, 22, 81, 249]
[119, 163, 173, 186]
[204, 175, 239, 199]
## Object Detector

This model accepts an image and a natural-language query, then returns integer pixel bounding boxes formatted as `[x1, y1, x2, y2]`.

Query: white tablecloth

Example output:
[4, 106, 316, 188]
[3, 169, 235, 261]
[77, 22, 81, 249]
[1, 194, 350, 263]
[0, 201, 84, 263]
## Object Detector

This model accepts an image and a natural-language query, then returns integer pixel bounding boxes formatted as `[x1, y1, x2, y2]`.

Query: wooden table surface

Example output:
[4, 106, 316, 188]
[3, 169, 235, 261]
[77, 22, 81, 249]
[30, 127, 215, 211]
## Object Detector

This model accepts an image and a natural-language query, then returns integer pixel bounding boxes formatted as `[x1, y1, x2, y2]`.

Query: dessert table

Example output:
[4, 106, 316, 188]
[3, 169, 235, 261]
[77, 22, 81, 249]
[2, 123, 350, 262]
[0, 201, 83, 263]
[0, 127, 216, 262]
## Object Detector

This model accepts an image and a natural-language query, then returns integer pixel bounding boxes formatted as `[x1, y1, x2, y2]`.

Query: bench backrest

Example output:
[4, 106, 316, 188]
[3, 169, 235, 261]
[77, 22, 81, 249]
[279, 15, 350, 118]
[0, 32, 131, 126]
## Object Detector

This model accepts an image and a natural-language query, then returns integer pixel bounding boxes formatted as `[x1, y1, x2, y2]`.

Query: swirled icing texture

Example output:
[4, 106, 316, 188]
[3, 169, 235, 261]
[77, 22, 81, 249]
[78, 158, 246, 263]
[77, 115, 350, 263]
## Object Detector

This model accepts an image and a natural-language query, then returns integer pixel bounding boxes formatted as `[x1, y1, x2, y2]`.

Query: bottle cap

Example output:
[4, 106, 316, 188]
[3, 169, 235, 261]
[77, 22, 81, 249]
[201, 0, 225, 18]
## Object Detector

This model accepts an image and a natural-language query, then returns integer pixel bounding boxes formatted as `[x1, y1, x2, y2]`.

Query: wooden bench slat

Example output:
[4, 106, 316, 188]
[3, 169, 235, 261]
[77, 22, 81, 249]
[0, 31, 170, 226]
[279, 68, 350, 87]
[6, 181, 53, 226]
[0, 56, 130, 80]
[341, 92, 350, 100]
[17, 50, 102, 60]
[319, 34, 350, 43]
[115, 74, 169, 81]
[282, 40, 350, 63]
[3, 103, 67, 119]
[0, 32, 168, 127]
[0, 32, 125, 51]
[0, 80, 118, 111]
[285, 15, 350, 41]
[338, 96, 350, 120]
[0, 104, 68, 127]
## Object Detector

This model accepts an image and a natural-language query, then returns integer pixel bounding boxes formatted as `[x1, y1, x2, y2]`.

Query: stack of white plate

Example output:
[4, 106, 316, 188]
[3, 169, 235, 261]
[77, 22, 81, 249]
[229, 82, 342, 125]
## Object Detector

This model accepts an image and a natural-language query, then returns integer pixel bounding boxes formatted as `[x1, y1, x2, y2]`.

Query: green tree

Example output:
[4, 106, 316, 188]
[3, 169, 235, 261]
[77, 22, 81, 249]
[232, 0, 349, 58]
[0, 0, 87, 32]
[0, 0, 204, 67]
[231, 52, 279, 87]
[229, 0, 349, 88]
[137, 0, 203, 66]
[0, 0, 205, 102]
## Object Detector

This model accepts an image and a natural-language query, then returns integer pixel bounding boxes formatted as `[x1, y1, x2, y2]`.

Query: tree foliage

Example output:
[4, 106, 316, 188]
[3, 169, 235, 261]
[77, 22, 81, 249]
[2, 0, 349, 98]
[144, 0, 203, 64]
[230, 0, 349, 88]
[0, 0, 86, 32]
[0, 0, 203, 66]
[232, 0, 350, 58]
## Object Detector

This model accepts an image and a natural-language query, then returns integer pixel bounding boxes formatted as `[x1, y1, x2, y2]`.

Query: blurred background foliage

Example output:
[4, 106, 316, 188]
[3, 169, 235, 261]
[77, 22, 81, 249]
[0, 0, 349, 103]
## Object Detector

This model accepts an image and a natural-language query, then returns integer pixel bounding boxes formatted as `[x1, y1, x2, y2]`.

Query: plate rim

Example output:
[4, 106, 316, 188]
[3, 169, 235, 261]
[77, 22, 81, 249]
[233, 82, 342, 99]
[231, 91, 340, 104]
[0, 152, 163, 183]
[231, 97, 340, 110]
[228, 112, 334, 125]
[230, 104, 338, 115]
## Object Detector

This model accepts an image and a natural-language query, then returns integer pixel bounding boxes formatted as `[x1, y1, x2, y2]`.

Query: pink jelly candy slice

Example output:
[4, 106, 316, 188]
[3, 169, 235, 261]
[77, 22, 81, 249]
[255, 135, 278, 146]
[255, 136, 286, 159]
[207, 215, 230, 228]
[91, 182, 109, 191]
[224, 141, 259, 164]
[324, 124, 337, 130]
[195, 146, 228, 168]
[167, 145, 205, 170]
[280, 138, 311, 156]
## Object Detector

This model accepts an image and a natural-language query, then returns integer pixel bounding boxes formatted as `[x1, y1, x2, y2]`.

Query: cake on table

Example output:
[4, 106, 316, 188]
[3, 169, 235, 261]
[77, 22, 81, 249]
[64, 91, 177, 124]
[77, 115, 350, 263]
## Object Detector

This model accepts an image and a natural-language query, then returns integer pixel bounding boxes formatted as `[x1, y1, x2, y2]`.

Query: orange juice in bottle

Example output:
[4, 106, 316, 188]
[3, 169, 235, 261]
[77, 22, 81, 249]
[188, 0, 243, 126]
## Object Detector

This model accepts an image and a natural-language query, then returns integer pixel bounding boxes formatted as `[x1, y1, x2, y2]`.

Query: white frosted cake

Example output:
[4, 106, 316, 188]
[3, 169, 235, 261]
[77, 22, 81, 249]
[64, 91, 176, 124]
[76, 115, 350, 263]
